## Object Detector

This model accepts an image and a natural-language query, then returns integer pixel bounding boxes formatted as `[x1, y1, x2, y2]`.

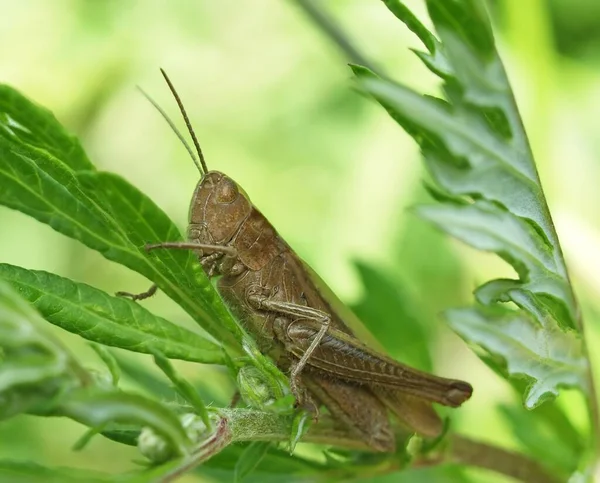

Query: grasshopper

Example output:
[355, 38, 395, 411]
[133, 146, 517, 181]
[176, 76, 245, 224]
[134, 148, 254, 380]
[124, 70, 472, 452]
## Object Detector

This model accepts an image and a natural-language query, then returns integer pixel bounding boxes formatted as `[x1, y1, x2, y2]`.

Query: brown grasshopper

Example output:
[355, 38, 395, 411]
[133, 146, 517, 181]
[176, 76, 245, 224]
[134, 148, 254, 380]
[125, 70, 472, 452]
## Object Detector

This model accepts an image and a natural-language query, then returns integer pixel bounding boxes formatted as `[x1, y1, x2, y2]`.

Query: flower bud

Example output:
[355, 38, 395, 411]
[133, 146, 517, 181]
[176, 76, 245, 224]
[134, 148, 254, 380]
[237, 366, 276, 409]
[138, 412, 216, 463]
[138, 426, 173, 463]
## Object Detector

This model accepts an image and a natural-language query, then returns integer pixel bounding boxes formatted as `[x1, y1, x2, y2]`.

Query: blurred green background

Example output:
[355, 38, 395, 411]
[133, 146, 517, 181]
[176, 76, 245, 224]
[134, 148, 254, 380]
[1, 0, 599, 481]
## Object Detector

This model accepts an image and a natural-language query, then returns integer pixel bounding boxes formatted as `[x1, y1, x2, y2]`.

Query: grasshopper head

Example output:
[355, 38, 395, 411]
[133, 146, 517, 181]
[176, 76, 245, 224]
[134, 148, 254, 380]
[187, 171, 252, 248]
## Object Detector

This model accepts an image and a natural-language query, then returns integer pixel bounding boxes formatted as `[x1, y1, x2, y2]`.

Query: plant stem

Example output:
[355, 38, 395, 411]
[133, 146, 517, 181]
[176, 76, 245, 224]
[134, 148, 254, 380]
[291, 0, 380, 74]
[447, 435, 561, 483]
[147, 409, 559, 483]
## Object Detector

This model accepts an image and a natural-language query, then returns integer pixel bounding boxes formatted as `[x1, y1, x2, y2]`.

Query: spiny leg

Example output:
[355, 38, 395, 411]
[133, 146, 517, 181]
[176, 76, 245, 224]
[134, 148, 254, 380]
[288, 317, 330, 401]
[248, 290, 332, 408]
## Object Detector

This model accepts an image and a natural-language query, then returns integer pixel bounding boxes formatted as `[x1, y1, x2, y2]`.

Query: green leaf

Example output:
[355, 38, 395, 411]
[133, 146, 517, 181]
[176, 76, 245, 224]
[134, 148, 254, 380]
[234, 441, 271, 483]
[89, 344, 121, 386]
[152, 351, 212, 430]
[427, 0, 494, 60]
[380, 0, 452, 78]
[499, 404, 577, 476]
[59, 389, 191, 457]
[77, 171, 242, 346]
[446, 306, 586, 408]
[354, 0, 587, 410]
[0, 84, 240, 350]
[0, 460, 114, 483]
[204, 444, 324, 471]
[0, 85, 93, 171]
[351, 261, 432, 371]
[416, 202, 573, 328]
[0, 263, 224, 364]
[0, 279, 195, 458]
[289, 411, 311, 454]
[0, 279, 79, 418]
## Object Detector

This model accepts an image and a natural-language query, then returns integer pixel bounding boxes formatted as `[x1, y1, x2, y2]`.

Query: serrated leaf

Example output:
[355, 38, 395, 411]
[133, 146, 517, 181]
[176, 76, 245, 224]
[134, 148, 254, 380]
[0, 263, 224, 364]
[0, 84, 240, 350]
[427, 0, 494, 61]
[446, 306, 585, 408]
[234, 442, 271, 483]
[415, 202, 574, 328]
[380, 0, 452, 77]
[382, 0, 436, 53]
[353, 0, 587, 411]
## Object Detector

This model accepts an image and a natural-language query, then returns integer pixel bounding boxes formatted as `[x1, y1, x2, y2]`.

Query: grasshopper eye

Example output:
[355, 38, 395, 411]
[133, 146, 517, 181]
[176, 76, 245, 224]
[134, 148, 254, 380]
[216, 178, 238, 203]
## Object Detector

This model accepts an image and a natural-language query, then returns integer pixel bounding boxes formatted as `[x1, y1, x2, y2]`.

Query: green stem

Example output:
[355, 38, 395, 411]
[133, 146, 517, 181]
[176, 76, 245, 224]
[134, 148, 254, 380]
[145, 409, 558, 483]
[290, 0, 380, 74]
[446, 435, 561, 483]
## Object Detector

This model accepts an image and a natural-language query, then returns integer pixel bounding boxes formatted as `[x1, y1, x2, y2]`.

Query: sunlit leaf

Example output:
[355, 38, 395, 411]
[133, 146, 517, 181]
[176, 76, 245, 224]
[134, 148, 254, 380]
[356, 0, 585, 412]
[0, 84, 240, 349]
[0, 85, 93, 171]
[446, 306, 585, 408]
[0, 263, 224, 364]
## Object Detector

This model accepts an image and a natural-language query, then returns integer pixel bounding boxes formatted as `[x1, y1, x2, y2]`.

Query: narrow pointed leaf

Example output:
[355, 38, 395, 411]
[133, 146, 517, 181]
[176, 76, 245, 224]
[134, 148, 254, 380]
[0, 85, 93, 171]
[0, 263, 224, 363]
[0, 84, 240, 350]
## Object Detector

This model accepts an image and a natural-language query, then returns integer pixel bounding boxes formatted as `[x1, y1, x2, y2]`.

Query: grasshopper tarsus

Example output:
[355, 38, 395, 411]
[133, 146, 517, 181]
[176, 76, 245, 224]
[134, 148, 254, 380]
[115, 283, 158, 301]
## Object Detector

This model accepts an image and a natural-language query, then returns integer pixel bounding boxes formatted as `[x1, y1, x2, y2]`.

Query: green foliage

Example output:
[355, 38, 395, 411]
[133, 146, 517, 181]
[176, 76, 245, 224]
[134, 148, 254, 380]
[0, 0, 596, 482]
[356, 0, 587, 411]
[351, 261, 433, 371]
[0, 263, 224, 364]
[0, 86, 238, 349]
[0, 460, 115, 483]
[234, 442, 271, 483]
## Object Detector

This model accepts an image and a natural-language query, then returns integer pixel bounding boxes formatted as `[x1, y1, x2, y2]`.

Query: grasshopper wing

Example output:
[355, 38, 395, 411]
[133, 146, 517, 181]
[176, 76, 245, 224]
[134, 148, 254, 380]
[282, 320, 472, 407]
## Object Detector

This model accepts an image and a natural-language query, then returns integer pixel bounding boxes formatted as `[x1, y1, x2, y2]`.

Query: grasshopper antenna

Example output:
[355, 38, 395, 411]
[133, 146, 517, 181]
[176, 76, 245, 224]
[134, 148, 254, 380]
[160, 68, 209, 175]
[136, 86, 203, 174]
